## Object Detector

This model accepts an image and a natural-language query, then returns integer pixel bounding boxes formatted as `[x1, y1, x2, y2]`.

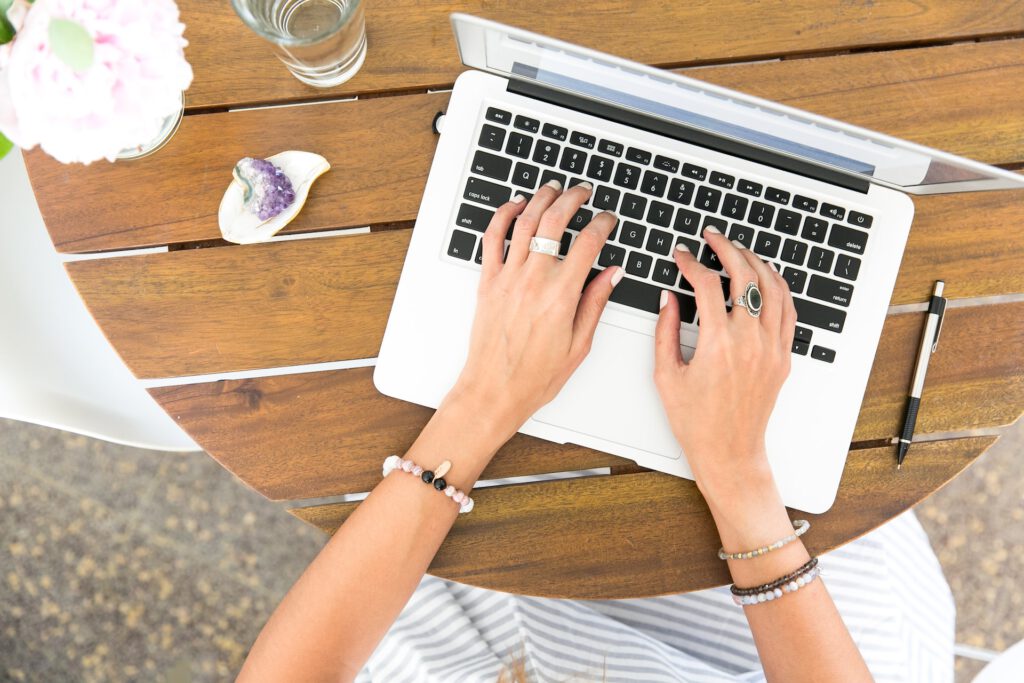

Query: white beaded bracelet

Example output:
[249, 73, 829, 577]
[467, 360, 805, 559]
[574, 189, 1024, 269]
[382, 455, 475, 513]
[732, 565, 822, 606]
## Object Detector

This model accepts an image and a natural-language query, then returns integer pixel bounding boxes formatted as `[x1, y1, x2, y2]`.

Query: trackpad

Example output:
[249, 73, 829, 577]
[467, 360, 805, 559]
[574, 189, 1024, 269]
[534, 322, 683, 459]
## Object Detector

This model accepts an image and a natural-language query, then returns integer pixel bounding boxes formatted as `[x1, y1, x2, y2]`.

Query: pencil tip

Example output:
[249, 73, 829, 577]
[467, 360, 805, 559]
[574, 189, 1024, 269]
[897, 463, 902, 471]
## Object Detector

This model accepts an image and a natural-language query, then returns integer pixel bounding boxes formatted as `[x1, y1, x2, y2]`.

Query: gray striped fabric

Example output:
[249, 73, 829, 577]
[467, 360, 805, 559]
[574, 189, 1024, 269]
[357, 510, 953, 682]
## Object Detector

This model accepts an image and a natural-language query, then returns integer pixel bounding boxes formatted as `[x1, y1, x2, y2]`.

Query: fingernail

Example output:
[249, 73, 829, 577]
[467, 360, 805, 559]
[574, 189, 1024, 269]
[675, 243, 691, 255]
[704, 226, 721, 235]
[659, 290, 669, 310]
[576, 181, 593, 191]
[511, 194, 526, 204]
[544, 179, 563, 191]
[731, 239, 745, 249]
[611, 267, 624, 287]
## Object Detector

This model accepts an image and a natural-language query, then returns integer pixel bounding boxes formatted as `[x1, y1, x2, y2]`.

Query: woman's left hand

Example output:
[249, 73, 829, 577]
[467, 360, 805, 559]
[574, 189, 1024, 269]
[447, 180, 622, 441]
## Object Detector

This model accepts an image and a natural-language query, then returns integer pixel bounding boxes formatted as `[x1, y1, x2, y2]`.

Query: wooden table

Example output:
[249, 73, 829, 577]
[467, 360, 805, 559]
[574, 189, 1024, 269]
[24, 1, 1023, 599]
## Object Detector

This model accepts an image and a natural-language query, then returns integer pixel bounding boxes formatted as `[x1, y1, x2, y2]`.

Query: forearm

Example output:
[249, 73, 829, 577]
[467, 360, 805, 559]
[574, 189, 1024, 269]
[238, 393, 508, 683]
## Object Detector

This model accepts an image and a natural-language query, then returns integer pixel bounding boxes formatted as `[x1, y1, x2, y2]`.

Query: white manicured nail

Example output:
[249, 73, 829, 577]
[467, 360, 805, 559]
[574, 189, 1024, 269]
[611, 267, 624, 287]
[675, 243, 690, 254]
[544, 179, 563, 191]
[659, 290, 669, 310]
[731, 239, 746, 249]
[576, 181, 593, 191]
[511, 194, 526, 204]
[704, 226, 721, 235]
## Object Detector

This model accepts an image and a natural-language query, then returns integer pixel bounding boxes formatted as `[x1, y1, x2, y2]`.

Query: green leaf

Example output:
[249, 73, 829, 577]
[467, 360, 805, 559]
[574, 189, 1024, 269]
[0, 0, 13, 14]
[0, 130, 13, 160]
[0, 16, 13, 46]
[49, 18, 93, 71]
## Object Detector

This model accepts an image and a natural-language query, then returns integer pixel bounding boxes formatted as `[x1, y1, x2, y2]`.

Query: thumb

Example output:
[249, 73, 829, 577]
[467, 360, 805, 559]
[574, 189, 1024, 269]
[570, 266, 621, 357]
[655, 289, 686, 375]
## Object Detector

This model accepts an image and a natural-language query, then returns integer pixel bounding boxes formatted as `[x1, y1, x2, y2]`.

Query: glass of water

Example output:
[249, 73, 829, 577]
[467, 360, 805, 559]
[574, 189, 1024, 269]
[232, 0, 367, 88]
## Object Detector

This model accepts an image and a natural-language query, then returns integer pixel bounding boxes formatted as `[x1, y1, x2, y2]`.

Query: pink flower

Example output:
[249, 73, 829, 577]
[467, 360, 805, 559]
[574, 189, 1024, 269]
[0, 0, 193, 164]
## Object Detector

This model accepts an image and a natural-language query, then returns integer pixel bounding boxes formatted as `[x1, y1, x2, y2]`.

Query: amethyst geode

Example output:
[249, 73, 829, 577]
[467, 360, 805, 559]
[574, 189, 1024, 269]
[233, 157, 297, 221]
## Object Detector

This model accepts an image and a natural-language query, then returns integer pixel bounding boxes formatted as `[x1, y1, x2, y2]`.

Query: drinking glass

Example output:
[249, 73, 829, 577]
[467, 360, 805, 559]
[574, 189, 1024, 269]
[232, 0, 367, 88]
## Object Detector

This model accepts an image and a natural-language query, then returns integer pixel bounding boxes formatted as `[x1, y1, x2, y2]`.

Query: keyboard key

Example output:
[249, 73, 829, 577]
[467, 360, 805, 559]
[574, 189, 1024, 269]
[782, 267, 807, 294]
[621, 193, 648, 219]
[619, 222, 647, 247]
[568, 208, 593, 231]
[613, 163, 641, 189]
[737, 179, 762, 197]
[654, 155, 679, 173]
[780, 238, 808, 265]
[641, 170, 668, 197]
[792, 339, 809, 356]
[464, 176, 511, 207]
[479, 124, 506, 151]
[485, 107, 512, 125]
[609, 273, 662, 314]
[774, 209, 801, 235]
[721, 194, 748, 221]
[511, 162, 539, 188]
[667, 178, 695, 205]
[456, 203, 494, 232]
[675, 292, 698, 323]
[795, 298, 846, 333]
[682, 163, 707, 181]
[514, 115, 540, 133]
[848, 210, 873, 228]
[532, 140, 560, 166]
[811, 346, 836, 363]
[728, 223, 755, 248]
[474, 241, 484, 265]
[834, 253, 861, 281]
[674, 209, 701, 234]
[472, 150, 512, 181]
[793, 195, 818, 213]
[710, 171, 735, 189]
[540, 170, 567, 188]
[808, 274, 854, 307]
[695, 186, 722, 213]
[593, 185, 620, 211]
[560, 231, 573, 256]
[699, 243, 723, 271]
[570, 131, 596, 149]
[676, 236, 700, 257]
[506, 132, 532, 158]
[586, 155, 614, 182]
[808, 246, 835, 273]
[448, 229, 476, 260]
[652, 258, 679, 286]
[765, 187, 790, 204]
[801, 216, 828, 243]
[647, 201, 673, 227]
[598, 243, 626, 268]
[626, 147, 652, 165]
[646, 229, 674, 255]
[599, 139, 623, 157]
[820, 203, 846, 221]
[828, 224, 869, 255]
[541, 123, 567, 141]
[626, 251, 654, 278]
[702, 216, 728, 235]
[753, 231, 781, 259]
[559, 148, 587, 174]
[748, 201, 775, 227]
[795, 326, 813, 343]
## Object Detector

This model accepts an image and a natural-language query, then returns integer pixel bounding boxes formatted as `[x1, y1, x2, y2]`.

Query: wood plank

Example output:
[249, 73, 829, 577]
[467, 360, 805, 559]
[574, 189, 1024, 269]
[179, 1, 1024, 110]
[28, 40, 1024, 253]
[288, 437, 997, 598]
[67, 195, 1024, 378]
[148, 303, 1024, 500]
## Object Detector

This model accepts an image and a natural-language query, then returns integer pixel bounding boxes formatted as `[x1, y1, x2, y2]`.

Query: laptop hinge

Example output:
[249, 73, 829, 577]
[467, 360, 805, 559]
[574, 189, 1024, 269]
[506, 78, 871, 195]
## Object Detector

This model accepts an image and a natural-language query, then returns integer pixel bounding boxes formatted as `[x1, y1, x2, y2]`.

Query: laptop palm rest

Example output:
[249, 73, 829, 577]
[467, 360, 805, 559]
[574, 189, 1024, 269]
[533, 321, 684, 460]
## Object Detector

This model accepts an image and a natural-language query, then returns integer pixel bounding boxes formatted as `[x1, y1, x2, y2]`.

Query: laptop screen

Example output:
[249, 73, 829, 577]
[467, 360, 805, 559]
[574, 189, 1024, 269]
[452, 14, 1024, 194]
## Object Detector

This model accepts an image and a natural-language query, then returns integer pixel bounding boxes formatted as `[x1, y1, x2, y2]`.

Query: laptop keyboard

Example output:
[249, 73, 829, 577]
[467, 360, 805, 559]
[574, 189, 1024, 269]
[447, 105, 875, 363]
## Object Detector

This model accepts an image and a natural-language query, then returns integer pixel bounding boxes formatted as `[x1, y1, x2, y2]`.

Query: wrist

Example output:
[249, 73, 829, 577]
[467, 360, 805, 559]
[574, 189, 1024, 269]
[443, 381, 525, 444]
[695, 458, 794, 551]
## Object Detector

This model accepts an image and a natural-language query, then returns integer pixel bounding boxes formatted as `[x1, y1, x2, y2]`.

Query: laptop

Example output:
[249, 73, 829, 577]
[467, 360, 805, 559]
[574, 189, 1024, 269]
[375, 14, 1024, 513]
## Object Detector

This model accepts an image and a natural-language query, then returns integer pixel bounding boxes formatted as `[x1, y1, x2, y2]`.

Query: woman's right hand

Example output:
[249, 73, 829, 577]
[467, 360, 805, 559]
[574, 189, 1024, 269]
[653, 228, 796, 511]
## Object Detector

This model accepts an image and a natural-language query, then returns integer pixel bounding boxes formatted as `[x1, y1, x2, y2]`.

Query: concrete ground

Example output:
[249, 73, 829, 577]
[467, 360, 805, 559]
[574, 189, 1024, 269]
[1, 417, 1020, 682]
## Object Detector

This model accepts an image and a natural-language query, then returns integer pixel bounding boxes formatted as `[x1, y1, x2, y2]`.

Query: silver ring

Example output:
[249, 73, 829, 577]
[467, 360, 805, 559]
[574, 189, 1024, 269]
[734, 281, 763, 318]
[528, 236, 560, 257]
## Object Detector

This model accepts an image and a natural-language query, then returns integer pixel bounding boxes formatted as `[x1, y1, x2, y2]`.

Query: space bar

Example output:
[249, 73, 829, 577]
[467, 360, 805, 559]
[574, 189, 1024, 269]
[608, 275, 662, 314]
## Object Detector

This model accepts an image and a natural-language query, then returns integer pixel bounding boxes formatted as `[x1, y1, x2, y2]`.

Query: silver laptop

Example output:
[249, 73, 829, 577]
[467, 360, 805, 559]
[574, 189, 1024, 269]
[375, 14, 1023, 513]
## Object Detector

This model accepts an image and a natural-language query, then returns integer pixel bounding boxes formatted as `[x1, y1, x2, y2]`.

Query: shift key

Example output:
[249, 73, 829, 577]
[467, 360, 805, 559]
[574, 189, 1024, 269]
[464, 176, 511, 207]
[807, 275, 854, 307]
[794, 297, 846, 333]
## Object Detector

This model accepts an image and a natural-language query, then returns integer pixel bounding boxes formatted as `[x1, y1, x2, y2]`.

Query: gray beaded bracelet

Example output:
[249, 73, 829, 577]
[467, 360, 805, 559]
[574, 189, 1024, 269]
[732, 563, 822, 606]
[718, 519, 810, 560]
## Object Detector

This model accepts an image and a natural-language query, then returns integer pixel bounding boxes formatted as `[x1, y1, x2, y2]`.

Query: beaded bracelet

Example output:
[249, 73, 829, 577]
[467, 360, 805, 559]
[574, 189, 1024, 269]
[730, 557, 821, 606]
[382, 455, 475, 513]
[718, 519, 810, 560]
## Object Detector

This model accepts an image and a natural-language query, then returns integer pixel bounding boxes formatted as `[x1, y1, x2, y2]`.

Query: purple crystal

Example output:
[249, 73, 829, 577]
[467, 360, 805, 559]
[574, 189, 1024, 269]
[233, 157, 297, 221]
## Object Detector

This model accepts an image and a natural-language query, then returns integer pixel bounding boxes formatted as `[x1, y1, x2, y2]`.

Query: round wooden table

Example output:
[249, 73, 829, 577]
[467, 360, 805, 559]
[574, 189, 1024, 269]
[25, 1, 1024, 598]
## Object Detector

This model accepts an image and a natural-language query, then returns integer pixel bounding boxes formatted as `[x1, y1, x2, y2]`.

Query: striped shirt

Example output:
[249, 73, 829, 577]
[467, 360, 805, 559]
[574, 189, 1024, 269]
[357, 510, 953, 682]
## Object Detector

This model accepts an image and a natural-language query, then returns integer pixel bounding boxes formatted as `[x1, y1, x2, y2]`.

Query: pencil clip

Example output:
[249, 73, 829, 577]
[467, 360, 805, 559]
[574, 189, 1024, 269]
[932, 298, 947, 352]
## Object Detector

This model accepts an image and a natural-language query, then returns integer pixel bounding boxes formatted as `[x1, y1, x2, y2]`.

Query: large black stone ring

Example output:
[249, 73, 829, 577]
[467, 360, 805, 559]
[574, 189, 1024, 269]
[734, 281, 763, 318]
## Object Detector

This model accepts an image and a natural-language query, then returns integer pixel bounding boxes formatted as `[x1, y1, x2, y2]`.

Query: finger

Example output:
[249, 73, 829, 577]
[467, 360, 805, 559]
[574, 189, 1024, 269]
[654, 287, 686, 376]
[561, 211, 617, 288]
[776, 269, 798, 350]
[480, 194, 527, 281]
[532, 180, 594, 244]
[507, 179, 563, 266]
[702, 226, 759, 307]
[737, 247, 783, 330]
[569, 266, 623, 359]
[674, 244, 727, 331]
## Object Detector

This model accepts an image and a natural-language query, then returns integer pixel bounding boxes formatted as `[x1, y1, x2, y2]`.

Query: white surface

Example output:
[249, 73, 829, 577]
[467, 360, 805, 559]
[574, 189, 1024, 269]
[374, 69, 914, 514]
[973, 640, 1024, 682]
[0, 150, 198, 451]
